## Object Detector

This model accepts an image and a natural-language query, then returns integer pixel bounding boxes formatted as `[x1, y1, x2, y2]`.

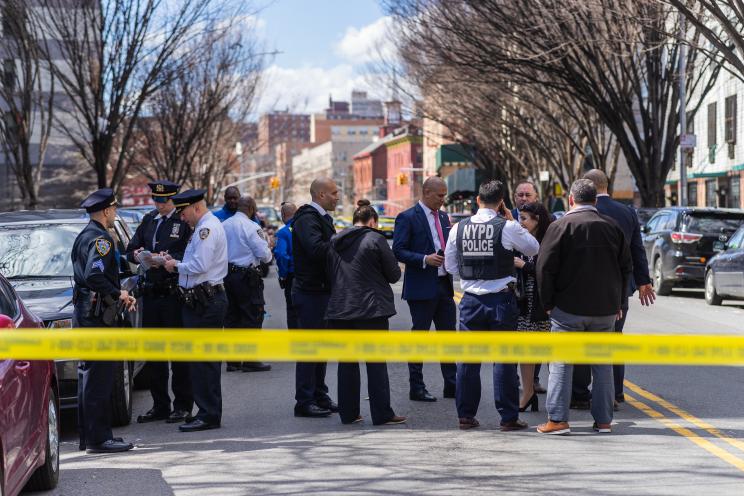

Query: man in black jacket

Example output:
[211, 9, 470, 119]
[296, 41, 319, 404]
[536, 179, 632, 435]
[291, 177, 340, 417]
[571, 169, 655, 406]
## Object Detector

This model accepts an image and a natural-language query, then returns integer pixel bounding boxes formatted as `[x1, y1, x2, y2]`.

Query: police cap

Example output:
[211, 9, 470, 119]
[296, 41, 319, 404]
[80, 188, 118, 213]
[148, 180, 180, 203]
[172, 189, 206, 212]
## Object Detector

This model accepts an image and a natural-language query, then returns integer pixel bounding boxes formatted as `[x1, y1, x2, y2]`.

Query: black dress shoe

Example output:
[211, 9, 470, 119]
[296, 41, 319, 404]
[79, 437, 124, 451]
[443, 385, 456, 398]
[166, 409, 193, 424]
[410, 390, 437, 402]
[137, 408, 170, 423]
[241, 362, 272, 372]
[86, 439, 134, 454]
[179, 419, 220, 432]
[226, 363, 241, 372]
[294, 404, 332, 418]
[316, 400, 339, 413]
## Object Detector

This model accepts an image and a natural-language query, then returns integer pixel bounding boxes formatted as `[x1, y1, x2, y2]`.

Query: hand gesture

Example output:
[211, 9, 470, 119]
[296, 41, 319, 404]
[164, 259, 179, 273]
[638, 284, 656, 306]
[425, 253, 444, 267]
[514, 256, 525, 269]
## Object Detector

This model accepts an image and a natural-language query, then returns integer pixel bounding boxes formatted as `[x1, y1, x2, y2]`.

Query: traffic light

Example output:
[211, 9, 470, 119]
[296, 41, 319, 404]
[396, 172, 408, 186]
[270, 176, 280, 190]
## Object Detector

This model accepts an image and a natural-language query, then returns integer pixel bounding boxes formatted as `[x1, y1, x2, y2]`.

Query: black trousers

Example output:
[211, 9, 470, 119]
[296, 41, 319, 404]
[283, 274, 298, 329]
[292, 289, 331, 407]
[224, 271, 264, 368]
[73, 307, 114, 448]
[406, 277, 457, 393]
[329, 318, 396, 425]
[182, 291, 227, 424]
[143, 291, 192, 413]
[572, 302, 628, 402]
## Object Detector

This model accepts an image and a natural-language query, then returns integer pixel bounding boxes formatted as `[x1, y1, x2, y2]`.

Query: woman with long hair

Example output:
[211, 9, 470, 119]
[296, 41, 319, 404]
[514, 201, 553, 412]
[325, 200, 407, 425]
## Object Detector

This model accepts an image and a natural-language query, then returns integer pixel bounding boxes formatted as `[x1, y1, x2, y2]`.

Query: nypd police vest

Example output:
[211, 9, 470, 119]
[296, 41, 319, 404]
[456, 216, 515, 280]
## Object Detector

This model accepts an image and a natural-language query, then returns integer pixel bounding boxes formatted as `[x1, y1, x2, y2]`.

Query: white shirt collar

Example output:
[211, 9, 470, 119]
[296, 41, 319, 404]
[155, 208, 176, 220]
[310, 201, 328, 217]
[419, 200, 438, 215]
[596, 193, 610, 198]
[565, 204, 598, 216]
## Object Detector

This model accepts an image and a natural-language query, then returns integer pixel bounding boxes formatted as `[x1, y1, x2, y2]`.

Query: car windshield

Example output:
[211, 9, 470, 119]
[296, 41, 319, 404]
[637, 209, 657, 224]
[257, 207, 278, 223]
[0, 223, 83, 278]
[684, 214, 744, 234]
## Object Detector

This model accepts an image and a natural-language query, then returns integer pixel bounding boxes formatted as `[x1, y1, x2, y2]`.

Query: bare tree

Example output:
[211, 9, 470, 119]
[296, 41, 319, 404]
[0, 0, 55, 209]
[32, 0, 221, 192]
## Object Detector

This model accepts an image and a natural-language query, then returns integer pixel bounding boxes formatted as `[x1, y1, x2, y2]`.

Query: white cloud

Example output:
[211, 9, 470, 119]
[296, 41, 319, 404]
[335, 16, 396, 64]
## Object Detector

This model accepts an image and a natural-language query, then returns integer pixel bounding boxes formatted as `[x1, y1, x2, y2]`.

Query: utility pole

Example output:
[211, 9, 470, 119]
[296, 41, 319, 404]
[678, 14, 688, 207]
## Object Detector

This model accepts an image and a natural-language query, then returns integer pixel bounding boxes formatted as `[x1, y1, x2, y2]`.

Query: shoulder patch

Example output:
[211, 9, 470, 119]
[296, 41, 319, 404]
[199, 228, 210, 240]
[95, 238, 112, 256]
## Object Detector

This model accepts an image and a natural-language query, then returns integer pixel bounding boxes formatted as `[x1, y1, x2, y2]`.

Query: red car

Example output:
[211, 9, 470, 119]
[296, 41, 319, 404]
[0, 274, 59, 496]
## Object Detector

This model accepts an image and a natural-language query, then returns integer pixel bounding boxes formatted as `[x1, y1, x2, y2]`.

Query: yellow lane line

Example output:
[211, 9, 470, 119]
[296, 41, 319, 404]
[625, 380, 744, 454]
[625, 393, 744, 473]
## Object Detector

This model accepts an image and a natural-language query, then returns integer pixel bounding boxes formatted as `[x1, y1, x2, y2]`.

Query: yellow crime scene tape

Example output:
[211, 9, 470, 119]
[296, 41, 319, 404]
[1, 329, 744, 365]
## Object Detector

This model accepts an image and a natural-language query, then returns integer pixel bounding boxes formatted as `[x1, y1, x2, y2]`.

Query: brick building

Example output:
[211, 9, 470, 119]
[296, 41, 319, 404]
[258, 111, 311, 156]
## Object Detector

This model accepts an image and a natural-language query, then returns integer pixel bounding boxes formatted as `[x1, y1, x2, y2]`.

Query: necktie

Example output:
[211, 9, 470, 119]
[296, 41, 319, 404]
[152, 217, 164, 251]
[431, 209, 445, 250]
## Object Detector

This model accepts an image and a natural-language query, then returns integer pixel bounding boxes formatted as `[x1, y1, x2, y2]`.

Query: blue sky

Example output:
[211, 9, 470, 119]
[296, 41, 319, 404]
[253, 0, 394, 113]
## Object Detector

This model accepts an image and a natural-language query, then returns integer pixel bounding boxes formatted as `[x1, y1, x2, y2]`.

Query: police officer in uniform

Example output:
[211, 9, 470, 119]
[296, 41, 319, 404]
[126, 180, 194, 424]
[223, 196, 273, 372]
[164, 189, 228, 432]
[443, 180, 539, 431]
[72, 188, 136, 453]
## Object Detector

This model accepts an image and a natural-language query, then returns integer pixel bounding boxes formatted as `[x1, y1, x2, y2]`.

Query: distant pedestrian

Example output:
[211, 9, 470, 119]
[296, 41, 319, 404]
[274, 202, 298, 329]
[513, 201, 553, 412]
[325, 200, 406, 426]
[536, 179, 632, 435]
[291, 178, 339, 418]
[392, 176, 457, 402]
[214, 186, 241, 222]
[445, 180, 539, 431]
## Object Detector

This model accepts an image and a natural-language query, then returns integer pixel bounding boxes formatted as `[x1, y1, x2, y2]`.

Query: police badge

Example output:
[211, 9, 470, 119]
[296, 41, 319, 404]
[170, 223, 181, 238]
[199, 228, 210, 240]
[95, 238, 112, 256]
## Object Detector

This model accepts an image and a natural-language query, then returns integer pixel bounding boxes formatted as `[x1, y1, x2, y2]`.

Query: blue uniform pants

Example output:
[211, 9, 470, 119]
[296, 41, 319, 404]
[455, 291, 520, 423]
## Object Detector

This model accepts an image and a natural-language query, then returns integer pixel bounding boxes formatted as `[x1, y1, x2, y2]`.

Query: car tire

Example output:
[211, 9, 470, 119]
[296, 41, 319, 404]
[24, 387, 60, 491]
[111, 361, 133, 427]
[653, 257, 673, 296]
[705, 270, 723, 306]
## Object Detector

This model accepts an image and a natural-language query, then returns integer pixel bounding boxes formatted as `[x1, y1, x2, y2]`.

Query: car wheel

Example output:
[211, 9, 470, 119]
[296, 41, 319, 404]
[653, 257, 673, 296]
[24, 387, 60, 491]
[111, 361, 133, 427]
[705, 270, 723, 306]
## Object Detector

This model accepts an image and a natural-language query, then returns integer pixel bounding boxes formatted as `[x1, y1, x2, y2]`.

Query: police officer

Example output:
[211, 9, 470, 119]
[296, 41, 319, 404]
[223, 195, 273, 372]
[126, 180, 194, 424]
[164, 189, 228, 432]
[72, 188, 136, 453]
[443, 180, 539, 431]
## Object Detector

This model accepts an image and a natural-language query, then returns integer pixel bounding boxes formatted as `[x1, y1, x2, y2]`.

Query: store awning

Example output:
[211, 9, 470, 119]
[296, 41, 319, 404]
[436, 144, 475, 172]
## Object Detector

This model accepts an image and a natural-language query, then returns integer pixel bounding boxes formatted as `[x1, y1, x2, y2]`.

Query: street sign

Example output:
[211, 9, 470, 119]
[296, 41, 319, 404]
[539, 171, 550, 182]
[680, 133, 697, 149]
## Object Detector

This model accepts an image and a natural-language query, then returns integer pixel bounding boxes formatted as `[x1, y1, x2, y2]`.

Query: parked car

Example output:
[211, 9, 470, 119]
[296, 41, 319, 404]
[642, 207, 744, 295]
[0, 273, 59, 495]
[257, 205, 280, 227]
[636, 207, 660, 230]
[118, 206, 154, 231]
[704, 224, 744, 305]
[448, 213, 471, 225]
[334, 216, 352, 232]
[0, 209, 145, 426]
[378, 216, 396, 239]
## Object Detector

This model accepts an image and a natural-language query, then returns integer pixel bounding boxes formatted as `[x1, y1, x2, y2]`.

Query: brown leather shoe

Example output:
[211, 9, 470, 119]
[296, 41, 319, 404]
[537, 420, 571, 435]
[459, 417, 480, 430]
[384, 415, 407, 425]
[500, 419, 528, 432]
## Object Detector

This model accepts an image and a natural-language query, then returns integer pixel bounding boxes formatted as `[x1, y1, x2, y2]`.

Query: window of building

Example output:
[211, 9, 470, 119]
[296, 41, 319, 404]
[708, 102, 717, 163]
[726, 95, 737, 159]
[348, 129, 356, 135]
[3, 59, 14, 92]
[688, 181, 698, 206]
[706, 179, 716, 207]
[730, 176, 741, 208]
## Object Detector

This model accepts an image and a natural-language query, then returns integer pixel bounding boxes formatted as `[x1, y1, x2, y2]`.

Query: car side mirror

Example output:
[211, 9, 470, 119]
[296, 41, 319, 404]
[0, 314, 14, 328]
[642, 225, 650, 234]
[713, 241, 726, 253]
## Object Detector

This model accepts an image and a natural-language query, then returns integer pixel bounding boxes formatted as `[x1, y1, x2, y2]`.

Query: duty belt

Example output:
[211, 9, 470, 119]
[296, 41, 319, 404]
[228, 263, 255, 274]
[177, 282, 225, 309]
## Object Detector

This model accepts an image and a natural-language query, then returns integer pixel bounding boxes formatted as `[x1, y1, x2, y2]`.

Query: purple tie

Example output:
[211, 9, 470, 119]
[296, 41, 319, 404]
[432, 209, 445, 250]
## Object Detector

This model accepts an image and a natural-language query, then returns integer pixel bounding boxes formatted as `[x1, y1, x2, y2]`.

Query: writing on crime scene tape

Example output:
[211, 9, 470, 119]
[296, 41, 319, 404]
[1, 329, 744, 365]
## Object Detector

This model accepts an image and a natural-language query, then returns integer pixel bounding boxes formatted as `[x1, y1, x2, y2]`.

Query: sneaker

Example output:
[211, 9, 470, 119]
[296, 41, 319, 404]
[537, 420, 571, 435]
[593, 422, 612, 433]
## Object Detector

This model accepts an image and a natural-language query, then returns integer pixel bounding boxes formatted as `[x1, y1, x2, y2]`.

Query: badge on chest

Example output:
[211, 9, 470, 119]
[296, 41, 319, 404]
[170, 223, 181, 238]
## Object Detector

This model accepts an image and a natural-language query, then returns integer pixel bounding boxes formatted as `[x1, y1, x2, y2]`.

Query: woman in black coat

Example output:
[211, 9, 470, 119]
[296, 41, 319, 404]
[514, 201, 553, 412]
[325, 200, 406, 426]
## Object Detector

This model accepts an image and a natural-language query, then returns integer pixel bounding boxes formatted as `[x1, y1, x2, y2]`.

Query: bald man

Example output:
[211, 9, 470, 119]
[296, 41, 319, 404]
[291, 178, 339, 417]
[392, 176, 457, 402]
[274, 202, 298, 329]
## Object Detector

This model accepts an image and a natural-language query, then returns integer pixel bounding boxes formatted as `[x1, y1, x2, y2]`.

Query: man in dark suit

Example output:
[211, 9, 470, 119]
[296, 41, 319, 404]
[393, 176, 457, 402]
[571, 169, 655, 406]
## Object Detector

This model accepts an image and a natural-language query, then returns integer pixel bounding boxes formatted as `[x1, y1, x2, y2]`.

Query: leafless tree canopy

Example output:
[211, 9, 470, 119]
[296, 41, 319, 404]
[388, 0, 722, 206]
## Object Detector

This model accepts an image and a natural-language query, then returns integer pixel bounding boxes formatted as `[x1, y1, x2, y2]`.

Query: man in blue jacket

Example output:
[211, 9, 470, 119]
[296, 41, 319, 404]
[393, 176, 457, 402]
[274, 202, 298, 329]
[213, 186, 241, 222]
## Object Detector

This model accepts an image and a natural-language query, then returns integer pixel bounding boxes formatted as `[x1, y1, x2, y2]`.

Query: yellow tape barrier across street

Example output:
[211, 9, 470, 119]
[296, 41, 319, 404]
[1, 329, 744, 365]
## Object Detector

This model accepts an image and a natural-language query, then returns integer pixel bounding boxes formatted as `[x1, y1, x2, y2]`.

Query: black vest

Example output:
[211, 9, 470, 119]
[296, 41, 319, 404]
[456, 216, 515, 280]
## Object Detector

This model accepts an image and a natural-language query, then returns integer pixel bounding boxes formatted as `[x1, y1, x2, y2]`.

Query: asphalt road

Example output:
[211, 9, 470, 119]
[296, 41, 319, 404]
[43, 269, 744, 495]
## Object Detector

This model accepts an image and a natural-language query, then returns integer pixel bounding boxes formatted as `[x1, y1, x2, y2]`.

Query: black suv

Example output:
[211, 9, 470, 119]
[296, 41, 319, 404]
[642, 207, 744, 295]
[0, 209, 145, 426]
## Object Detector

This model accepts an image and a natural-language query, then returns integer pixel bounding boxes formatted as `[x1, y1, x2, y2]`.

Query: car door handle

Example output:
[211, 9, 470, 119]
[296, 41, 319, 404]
[14, 361, 31, 371]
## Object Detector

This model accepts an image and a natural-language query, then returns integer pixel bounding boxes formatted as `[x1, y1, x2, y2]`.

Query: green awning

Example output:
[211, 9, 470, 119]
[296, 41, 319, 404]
[436, 144, 475, 172]
[690, 171, 728, 178]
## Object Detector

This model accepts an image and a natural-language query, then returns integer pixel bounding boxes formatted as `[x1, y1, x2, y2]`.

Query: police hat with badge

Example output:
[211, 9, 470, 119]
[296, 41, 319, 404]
[149, 180, 180, 203]
[80, 188, 118, 213]
[171, 188, 206, 212]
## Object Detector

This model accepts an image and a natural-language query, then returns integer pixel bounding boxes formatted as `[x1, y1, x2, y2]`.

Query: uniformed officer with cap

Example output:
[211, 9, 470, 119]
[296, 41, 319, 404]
[126, 180, 194, 424]
[72, 188, 136, 453]
[164, 189, 228, 432]
[444, 180, 539, 431]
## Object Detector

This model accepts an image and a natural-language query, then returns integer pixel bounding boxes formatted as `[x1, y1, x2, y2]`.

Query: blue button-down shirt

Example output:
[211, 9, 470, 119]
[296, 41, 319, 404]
[273, 218, 294, 278]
